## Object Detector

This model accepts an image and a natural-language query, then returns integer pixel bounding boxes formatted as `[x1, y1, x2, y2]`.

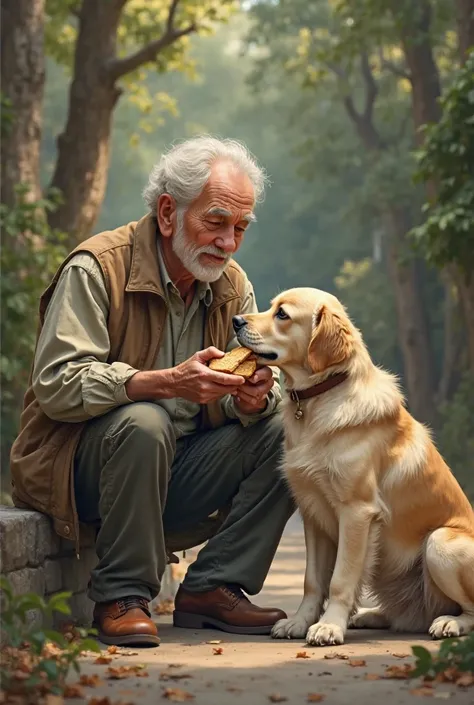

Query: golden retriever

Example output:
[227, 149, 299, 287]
[232, 287, 474, 646]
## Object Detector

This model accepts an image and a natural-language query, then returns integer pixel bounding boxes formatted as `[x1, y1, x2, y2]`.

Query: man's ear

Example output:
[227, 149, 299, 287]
[157, 194, 177, 238]
[307, 305, 353, 374]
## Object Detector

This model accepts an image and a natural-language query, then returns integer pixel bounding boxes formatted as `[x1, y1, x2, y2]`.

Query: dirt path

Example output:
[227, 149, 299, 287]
[74, 521, 472, 704]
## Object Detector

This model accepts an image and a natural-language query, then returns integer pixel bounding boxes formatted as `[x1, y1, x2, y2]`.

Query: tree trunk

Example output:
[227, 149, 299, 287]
[0, 0, 45, 206]
[456, 0, 474, 63]
[383, 206, 436, 424]
[47, 0, 123, 243]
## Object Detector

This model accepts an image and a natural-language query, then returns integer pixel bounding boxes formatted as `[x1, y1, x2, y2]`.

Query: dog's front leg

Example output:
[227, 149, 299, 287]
[306, 504, 374, 647]
[272, 516, 336, 639]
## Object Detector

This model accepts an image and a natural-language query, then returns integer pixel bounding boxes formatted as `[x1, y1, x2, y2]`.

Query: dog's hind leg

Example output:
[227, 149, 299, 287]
[272, 517, 336, 639]
[425, 526, 474, 639]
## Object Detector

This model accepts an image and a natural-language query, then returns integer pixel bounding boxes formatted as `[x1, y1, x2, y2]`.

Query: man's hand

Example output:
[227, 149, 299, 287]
[126, 347, 245, 403]
[233, 366, 274, 415]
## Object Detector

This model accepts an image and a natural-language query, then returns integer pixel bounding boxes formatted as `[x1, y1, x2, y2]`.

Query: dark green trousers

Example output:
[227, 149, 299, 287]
[74, 402, 294, 603]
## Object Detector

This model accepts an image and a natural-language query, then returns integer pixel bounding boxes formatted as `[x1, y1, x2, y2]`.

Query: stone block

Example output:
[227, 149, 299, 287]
[0, 506, 60, 571]
[53, 592, 94, 628]
[6, 566, 45, 597]
[44, 560, 63, 594]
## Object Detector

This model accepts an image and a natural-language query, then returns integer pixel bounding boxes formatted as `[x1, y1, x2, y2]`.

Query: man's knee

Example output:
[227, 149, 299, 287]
[250, 412, 284, 454]
[119, 402, 174, 442]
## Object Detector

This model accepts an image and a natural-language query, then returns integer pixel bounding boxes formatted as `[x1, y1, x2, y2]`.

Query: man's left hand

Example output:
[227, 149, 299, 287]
[232, 366, 274, 414]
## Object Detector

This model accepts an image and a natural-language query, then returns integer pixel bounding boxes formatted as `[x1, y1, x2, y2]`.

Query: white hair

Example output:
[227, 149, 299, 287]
[142, 135, 268, 214]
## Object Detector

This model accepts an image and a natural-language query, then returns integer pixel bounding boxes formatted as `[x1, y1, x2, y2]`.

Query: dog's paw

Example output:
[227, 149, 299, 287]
[429, 615, 471, 640]
[306, 622, 345, 646]
[271, 617, 310, 639]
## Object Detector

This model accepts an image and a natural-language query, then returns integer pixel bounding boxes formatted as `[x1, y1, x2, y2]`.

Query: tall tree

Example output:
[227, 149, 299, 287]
[1, 0, 235, 242]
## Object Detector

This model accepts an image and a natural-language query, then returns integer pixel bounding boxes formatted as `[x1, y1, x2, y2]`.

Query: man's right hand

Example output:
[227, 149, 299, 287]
[125, 347, 245, 404]
[171, 347, 245, 403]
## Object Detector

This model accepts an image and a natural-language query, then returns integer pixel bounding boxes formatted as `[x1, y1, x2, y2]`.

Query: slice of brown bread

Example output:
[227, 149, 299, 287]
[209, 346, 253, 373]
[234, 358, 257, 379]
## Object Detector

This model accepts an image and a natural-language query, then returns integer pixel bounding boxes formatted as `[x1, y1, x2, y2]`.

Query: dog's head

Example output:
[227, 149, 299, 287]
[233, 287, 361, 386]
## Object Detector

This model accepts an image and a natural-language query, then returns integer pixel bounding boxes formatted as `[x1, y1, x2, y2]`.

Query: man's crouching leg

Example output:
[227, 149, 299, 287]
[74, 402, 176, 646]
[163, 413, 296, 634]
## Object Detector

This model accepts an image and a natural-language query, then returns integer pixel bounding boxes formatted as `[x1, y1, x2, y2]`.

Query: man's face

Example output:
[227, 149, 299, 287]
[172, 160, 256, 282]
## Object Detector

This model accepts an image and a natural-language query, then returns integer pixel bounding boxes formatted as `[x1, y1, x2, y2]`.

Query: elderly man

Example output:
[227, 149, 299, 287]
[10, 136, 294, 646]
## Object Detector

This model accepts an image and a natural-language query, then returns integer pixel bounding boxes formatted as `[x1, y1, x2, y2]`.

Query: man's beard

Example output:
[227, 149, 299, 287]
[172, 208, 231, 282]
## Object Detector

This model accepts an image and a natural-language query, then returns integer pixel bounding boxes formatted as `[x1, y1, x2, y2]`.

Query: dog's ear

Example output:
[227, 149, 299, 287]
[307, 305, 353, 374]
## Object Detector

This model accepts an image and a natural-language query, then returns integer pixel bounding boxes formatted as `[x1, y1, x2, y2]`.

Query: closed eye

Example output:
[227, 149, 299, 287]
[275, 306, 290, 321]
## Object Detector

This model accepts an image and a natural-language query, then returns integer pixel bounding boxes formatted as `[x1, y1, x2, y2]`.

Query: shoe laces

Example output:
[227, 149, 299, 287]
[118, 596, 150, 617]
[223, 584, 248, 605]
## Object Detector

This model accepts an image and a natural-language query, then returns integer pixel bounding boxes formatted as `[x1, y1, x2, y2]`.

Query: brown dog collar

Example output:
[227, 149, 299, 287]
[287, 372, 349, 420]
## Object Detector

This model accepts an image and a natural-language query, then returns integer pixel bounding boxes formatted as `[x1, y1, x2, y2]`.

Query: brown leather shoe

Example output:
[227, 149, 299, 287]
[93, 596, 160, 646]
[173, 584, 287, 635]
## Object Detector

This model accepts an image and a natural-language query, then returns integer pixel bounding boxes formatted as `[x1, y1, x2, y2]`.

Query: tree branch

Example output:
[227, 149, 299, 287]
[107, 0, 196, 81]
[360, 52, 378, 121]
[378, 48, 411, 81]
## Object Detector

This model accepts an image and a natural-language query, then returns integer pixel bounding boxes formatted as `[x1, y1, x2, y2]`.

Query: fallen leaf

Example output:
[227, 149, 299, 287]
[121, 650, 139, 656]
[94, 656, 113, 665]
[318, 671, 332, 676]
[207, 640, 222, 645]
[63, 684, 85, 699]
[324, 653, 348, 660]
[227, 686, 243, 693]
[456, 673, 474, 688]
[213, 647, 224, 655]
[433, 693, 451, 700]
[296, 651, 311, 659]
[88, 699, 114, 705]
[409, 687, 434, 697]
[384, 664, 415, 680]
[45, 696, 65, 705]
[163, 687, 195, 702]
[79, 673, 103, 687]
[107, 645, 119, 654]
[364, 674, 381, 681]
[392, 653, 409, 658]
[168, 664, 184, 669]
[349, 659, 366, 667]
[153, 599, 174, 615]
[307, 695, 325, 702]
[160, 672, 193, 681]
[268, 695, 288, 703]
[107, 665, 149, 680]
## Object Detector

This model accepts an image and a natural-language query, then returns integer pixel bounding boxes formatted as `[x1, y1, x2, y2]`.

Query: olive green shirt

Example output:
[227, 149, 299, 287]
[32, 246, 281, 439]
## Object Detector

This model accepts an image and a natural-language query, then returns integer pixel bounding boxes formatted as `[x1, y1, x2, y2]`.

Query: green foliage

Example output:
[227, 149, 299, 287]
[438, 372, 474, 499]
[411, 633, 474, 679]
[412, 51, 474, 272]
[0, 186, 67, 466]
[0, 576, 99, 695]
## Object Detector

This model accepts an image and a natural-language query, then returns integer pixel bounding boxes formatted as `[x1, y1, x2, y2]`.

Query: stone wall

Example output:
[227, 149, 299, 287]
[0, 505, 182, 627]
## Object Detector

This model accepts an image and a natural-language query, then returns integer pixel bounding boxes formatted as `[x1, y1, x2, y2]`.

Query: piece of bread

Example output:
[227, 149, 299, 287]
[234, 358, 257, 379]
[209, 346, 253, 374]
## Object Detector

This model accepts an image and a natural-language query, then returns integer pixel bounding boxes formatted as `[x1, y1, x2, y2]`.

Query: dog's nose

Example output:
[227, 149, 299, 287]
[232, 315, 247, 331]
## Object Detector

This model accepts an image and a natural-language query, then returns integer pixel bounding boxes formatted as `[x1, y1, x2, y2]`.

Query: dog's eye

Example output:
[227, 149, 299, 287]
[275, 307, 290, 321]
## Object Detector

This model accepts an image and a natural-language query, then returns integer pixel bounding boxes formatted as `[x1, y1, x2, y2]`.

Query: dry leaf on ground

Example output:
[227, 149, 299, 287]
[94, 656, 113, 665]
[349, 659, 366, 667]
[45, 696, 65, 705]
[212, 647, 224, 655]
[268, 695, 288, 703]
[364, 674, 381, 681]
[153, 599, 174, 615]
[227, 686, 243, 693]
[324, 653, 348, 660]
[107, 665, 149, 680]
[63, 684, 85, 699]
[410, 687, 434, 697]
[384, 664, 415, 679]
[307, 694, 325, 702]
[392, 653, 409, 658]
[207, 640, 222, 645]
[456, 673, 474, 688]
[296, 651, 311, 659]
[79, 673, 103, 687]
[107, 646, 118, 654]
[163, 687, 195, 702]
[433, 693, 451, 699]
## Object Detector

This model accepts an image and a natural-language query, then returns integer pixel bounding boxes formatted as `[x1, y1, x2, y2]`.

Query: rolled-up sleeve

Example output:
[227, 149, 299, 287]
[32, 254, 138, 422]
[221, 275, 282, 426]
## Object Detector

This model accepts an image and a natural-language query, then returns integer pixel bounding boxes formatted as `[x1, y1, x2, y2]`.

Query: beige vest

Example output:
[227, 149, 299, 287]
[10, 214, 247, 546]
